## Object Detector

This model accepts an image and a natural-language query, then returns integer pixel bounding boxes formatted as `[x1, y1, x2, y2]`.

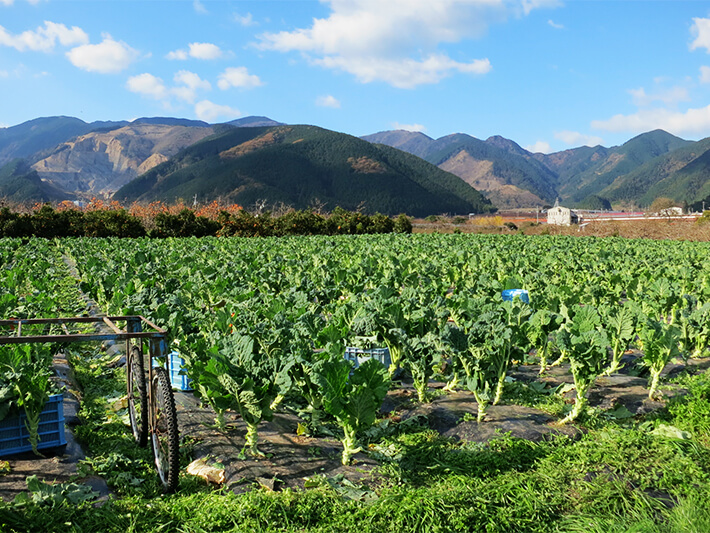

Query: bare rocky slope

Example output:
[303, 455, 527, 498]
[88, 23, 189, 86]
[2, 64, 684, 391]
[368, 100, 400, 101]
[31, 124, 215, 198]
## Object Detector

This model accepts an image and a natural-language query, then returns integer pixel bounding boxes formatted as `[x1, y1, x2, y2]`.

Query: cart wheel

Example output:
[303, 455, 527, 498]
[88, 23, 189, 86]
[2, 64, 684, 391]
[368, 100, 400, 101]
[127, 345, 148, 447]
[151, 366, 180, 492]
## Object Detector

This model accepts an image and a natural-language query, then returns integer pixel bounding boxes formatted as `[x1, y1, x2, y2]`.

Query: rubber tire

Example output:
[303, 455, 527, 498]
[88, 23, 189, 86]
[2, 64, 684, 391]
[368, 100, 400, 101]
[151, 366, 180, 493]
[127, 345, 148, 447]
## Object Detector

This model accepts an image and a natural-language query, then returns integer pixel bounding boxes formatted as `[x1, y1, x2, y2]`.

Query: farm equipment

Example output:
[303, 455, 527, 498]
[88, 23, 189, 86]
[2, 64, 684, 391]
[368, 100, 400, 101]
[0, 315, 180, 492]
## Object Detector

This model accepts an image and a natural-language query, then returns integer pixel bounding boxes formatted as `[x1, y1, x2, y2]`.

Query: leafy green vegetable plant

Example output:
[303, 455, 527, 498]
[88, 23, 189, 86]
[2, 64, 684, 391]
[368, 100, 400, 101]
[600, 301, 638, 375]
[637, 317, 681, 399]
[316, 354, 391, 465]
[528, 309, 560, 375]
[559, 306, 610, 424]
[1, 344, 56, 454]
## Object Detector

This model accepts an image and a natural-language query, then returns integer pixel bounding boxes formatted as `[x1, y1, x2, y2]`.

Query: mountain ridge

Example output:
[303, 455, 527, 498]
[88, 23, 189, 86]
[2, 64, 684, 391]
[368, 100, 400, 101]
[3, 114, 710, 212]
[113, 124, 495, 217]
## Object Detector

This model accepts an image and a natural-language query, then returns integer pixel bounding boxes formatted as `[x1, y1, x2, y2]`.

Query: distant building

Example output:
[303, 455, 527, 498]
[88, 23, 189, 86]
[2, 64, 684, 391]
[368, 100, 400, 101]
[657, 206, 683, 216]
[547, 199, 579, 225]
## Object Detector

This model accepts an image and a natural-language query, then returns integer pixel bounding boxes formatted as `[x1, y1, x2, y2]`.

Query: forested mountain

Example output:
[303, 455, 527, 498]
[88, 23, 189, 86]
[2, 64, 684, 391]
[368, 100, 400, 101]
[365, 128, 705, 210]
[553, 130, 690, 204]
[114, 125, 495, 216]
[599, 137, 710, 209]
[364, 130, 558, 208]
[3, 113, 710, 212]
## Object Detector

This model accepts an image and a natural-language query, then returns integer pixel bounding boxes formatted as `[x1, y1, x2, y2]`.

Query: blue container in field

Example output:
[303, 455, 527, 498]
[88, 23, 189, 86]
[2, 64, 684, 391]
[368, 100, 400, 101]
[344, 347, 391, 370]
[0, 394, 66, 457]
[153, 352, 193, 391]
[501, 289, 530, 304]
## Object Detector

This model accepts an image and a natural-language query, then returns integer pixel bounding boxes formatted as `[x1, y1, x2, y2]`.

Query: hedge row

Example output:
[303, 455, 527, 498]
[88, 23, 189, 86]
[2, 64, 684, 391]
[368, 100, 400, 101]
[0, 205, 412, 238]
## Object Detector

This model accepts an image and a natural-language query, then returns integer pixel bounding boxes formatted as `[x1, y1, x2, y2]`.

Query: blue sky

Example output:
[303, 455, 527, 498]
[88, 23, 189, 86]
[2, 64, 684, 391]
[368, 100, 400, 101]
[2, 0, 710, 153]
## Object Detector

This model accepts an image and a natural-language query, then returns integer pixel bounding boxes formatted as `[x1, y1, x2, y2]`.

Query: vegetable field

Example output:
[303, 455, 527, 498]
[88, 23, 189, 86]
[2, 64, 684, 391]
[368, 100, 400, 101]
[3, 233, 710, 532]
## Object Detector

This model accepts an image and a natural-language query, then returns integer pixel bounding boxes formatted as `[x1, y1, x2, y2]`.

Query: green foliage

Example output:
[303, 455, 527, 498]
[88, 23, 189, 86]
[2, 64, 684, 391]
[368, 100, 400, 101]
[0, 344, 57, 454]
[7, 234, 710, 532]
[317, 355, 391, 465]
[528, 309, 561, 374]
[150, 208, 220, 237]
[600, 301, 638, 375]
[10, 475, 99, 507]
[558, 305, 610, 424]
[393, 213, 413, 234]
[0, 205, 402, 238]
[637, 317, 681, 399]
[576, 194, 612, 210]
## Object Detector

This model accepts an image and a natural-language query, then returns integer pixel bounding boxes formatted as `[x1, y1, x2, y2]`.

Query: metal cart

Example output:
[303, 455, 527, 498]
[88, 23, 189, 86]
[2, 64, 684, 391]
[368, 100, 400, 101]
[0, 315, 180, 492]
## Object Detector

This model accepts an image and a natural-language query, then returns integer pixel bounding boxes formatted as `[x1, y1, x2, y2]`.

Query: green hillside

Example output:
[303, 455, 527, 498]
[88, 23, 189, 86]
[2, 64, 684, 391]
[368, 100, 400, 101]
[599, 137, 710, 207]
[114, 125, 495, 216]
[0, 159, 74, 204]
[559, 130, 690, 204]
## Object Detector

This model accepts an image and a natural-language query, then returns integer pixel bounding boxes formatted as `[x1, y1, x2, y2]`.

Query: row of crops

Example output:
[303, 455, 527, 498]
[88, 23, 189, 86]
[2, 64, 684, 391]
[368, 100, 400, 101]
[0, 233, 694, 465]
[0, 240, 88, 454]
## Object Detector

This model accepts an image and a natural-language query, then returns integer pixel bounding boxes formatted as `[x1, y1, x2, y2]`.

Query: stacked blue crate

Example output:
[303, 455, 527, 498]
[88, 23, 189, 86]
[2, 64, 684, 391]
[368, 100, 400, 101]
[0, 394, 66, 457]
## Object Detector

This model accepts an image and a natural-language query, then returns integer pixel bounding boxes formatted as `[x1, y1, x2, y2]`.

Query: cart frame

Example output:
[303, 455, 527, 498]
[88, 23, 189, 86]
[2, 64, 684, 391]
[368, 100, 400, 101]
[0, 315, 180, 492]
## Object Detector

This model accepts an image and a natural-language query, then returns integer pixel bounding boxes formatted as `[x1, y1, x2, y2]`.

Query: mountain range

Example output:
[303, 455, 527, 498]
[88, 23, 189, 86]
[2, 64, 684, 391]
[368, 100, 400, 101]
[0, 116, 493, 216]
[1, 115, 709, 213]
[363, 128, 708, 210]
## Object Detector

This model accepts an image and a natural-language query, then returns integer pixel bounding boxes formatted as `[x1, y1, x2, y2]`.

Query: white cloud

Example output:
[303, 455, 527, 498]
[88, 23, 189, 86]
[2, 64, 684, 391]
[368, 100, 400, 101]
[0, 21, 88, 52]
[522, 0, 561, 15]
[628, 86, 689, 107]
[128, 70, 211, 105]
[0, 69, 7, 77]
[317, 54, 491, 89]
[217, 66, 263, 89]
[188, 42, 222, 60]
[690, 16, 710, 53]
[554, 130, 604, 147]
[194, 100, 242, 122]
[316, 95, 341, 108]
[256, 0, 551, 87]
[525, 140, 552, 153]
[66, 35, 139, 73]
[591, 106, 710, 136]
[168, 42, 224, 61]
[172, 70, 211, 103]
[392, 122, 426, 133]
[126, 73, 168, 100]
[700, 66, 710, 84]
[547, 19, 564, 30]
[235, 12, 256, 27]
[193, 0, 207, 14]
[166, 49, 188, 60]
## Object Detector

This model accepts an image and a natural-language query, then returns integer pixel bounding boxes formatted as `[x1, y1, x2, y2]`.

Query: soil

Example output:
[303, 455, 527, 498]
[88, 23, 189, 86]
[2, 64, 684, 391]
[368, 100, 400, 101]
[2, 355, 708, 501]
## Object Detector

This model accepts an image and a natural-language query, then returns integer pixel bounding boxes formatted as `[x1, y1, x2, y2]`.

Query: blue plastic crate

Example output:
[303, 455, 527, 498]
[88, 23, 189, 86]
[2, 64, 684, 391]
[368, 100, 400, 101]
[0, 394, 66, 457]
[153, 352, 192, 391]
[501, 289, 530, 304]
[344, 347, 391, 370]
